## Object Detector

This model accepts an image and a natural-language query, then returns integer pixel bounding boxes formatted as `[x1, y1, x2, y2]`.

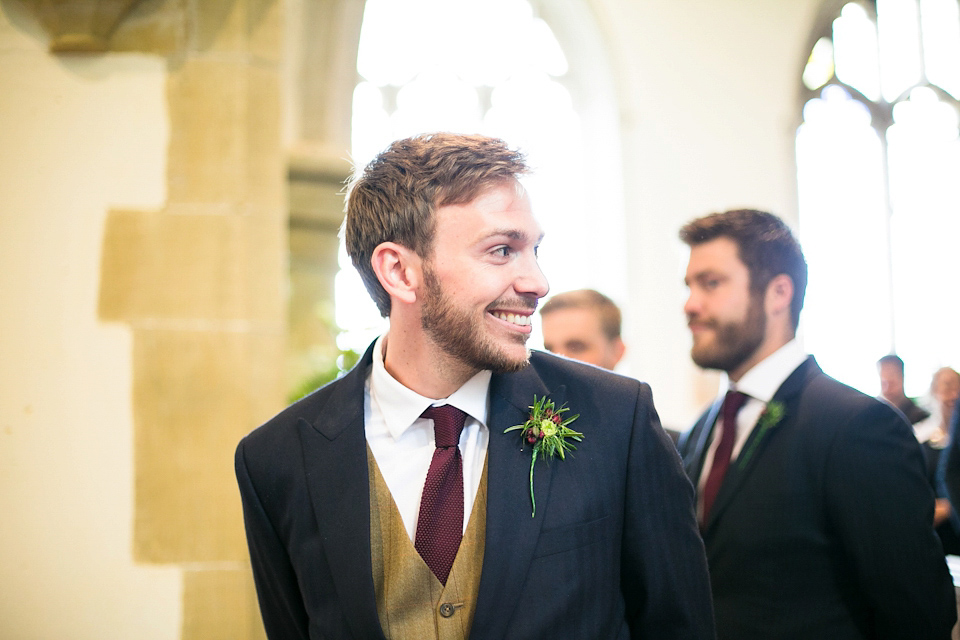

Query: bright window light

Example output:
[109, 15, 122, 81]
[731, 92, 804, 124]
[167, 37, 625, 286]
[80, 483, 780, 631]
[921, 0, 960, 99]
[340, 0, 619, 355]
[803, 37, 836, 91]
[834, 3, 881, 100]
[877, 0, 923, 102]
[797, 86, 890, 393]
[798, 0, 960, 398]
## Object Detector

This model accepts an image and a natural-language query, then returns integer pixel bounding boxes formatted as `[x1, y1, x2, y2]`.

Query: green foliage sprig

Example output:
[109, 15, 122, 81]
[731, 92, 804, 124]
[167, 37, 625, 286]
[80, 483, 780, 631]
[504, 395, 582, 517]
[737, 400, 785, 469]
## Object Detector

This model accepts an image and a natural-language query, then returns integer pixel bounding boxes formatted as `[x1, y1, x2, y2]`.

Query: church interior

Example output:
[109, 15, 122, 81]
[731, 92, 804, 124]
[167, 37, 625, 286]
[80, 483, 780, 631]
[2, 0, 958, 637]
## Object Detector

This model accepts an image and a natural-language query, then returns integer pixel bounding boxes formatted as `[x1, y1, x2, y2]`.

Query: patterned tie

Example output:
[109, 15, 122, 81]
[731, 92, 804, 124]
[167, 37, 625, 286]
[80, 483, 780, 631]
[414, 404, 467, 585]
[701, 390, 748, 525]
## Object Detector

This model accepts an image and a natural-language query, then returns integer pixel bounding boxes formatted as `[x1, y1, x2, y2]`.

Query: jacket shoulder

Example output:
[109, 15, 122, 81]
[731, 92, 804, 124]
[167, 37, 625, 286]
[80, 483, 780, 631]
[527, 349, 644, 396]
[801, 370, 904, 426]
[237, 363, 365, 465]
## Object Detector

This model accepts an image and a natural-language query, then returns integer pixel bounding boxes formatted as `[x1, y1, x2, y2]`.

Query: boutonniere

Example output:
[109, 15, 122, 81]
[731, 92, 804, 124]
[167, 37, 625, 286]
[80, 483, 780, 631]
[737, 401, 785, 469]
[504, 395, 582, 517]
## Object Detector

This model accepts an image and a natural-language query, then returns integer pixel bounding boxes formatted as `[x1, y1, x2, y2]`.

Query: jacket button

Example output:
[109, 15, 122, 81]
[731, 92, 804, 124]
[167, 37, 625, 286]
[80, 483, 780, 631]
[439, 603, 456, 618]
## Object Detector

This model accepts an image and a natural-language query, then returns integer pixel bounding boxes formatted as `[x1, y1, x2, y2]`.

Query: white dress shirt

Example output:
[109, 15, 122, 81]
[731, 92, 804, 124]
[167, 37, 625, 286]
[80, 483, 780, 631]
[364, 334, 491, 541]
[697, 339, 808, 509]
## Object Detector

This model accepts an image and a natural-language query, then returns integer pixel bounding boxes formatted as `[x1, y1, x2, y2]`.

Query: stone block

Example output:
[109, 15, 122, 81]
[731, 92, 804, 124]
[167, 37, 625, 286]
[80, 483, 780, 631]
[181, 565, 267, 640]
[192, 0, 244, 54]
[133, 327, 285, 563]
[246, 0, 281, 63]
[243, 211, 287, 326]
[287, 224, 340, 391]
[167, 57, 246, 205]
[289, 174, 349, 230]
[111, 0, 187, 55]
[245, 64, 284, 209]
[189, 0, 280, 60]
[99, 209, 284, 323]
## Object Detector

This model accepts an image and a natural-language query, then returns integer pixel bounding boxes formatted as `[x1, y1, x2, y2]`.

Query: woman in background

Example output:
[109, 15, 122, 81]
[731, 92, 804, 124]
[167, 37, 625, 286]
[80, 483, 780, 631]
[925, 367, 960, 554]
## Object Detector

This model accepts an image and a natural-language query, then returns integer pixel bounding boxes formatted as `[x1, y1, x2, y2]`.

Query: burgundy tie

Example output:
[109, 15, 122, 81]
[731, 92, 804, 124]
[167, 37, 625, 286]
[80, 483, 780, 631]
[701, 390, 748, 525]
[414, 404, 467, 585]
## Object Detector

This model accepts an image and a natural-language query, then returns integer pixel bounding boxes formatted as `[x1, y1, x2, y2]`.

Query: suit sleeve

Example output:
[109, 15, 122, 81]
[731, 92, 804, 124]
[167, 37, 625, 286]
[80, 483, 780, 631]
[235, 439, 311, 640]
[824, 400, 956, 639]
[620, 383, 716, 639]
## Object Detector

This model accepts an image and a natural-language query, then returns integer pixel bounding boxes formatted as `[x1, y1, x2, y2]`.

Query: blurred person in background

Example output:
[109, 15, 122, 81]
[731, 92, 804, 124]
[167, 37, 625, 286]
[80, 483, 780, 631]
[540, 288, 626, 370]
[926, 367, 960, 554]
[676, 208, 955, 639]
[877, 354, 931, 425]
[540, 289, 682, 442]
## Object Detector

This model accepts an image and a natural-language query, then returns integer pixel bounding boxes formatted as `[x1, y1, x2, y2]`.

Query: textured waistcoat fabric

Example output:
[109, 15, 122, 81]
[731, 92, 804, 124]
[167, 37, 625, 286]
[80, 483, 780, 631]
[367, 446, 487, 640]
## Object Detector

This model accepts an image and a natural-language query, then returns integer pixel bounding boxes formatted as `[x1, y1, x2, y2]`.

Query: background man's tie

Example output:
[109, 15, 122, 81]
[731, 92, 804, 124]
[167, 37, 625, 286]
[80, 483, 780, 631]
[701, 390, 748, 525]
[414, 404, 467, 585]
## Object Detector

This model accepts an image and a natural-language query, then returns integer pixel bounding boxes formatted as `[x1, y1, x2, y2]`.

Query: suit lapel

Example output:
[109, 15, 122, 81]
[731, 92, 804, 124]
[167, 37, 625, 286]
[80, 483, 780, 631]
[472, 364, 558, 638]
[704, 357, 819, 531]
[683, 398, 724, 485]
[294, 348, 575, 637]
[298, 344, 386, 640]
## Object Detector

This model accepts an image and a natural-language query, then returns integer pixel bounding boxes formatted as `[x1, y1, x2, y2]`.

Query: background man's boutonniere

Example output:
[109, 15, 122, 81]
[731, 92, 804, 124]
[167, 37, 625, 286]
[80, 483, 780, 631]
[737, 401, 785, 469]
[504, 395, 582, 517]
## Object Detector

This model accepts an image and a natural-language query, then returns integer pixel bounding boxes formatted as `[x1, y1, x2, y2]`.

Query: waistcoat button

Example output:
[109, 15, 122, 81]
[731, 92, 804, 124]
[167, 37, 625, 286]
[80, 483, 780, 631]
[439, 603, 456, 618]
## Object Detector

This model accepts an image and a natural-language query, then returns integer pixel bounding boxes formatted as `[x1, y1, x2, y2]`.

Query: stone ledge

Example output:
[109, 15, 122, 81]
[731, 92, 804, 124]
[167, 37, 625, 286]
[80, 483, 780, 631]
[22, 0, 146, 52]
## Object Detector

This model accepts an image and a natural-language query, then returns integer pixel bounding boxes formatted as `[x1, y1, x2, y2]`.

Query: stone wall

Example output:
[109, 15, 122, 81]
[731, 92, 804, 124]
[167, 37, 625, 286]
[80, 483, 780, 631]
[1, 0, 284, 637]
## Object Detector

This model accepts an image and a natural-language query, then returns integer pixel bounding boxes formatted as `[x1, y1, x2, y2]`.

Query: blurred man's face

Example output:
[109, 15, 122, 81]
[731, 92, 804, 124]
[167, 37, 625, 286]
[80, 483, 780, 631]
[542, 307, 625, 370]
[878, 362, 905, 402]
[932, 369, 960, 419]
[684, 237, 766, 380]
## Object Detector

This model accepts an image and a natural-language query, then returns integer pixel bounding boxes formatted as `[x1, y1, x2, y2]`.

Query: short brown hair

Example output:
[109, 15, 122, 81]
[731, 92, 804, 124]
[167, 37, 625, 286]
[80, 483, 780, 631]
[540, 289, 622, 341]
[344, 133, 529, 316]
[679, 209, 808, 329]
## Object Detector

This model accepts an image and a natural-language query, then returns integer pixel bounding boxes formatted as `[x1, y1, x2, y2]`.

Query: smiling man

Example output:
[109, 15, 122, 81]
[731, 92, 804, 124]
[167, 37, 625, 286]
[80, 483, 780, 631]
[235, 133, 714, 640]
[676, 209, 956, 640]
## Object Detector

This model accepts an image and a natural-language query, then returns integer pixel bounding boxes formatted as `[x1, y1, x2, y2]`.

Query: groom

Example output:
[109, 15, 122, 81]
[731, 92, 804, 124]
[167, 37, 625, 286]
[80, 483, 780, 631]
[235, 133, 714, 639]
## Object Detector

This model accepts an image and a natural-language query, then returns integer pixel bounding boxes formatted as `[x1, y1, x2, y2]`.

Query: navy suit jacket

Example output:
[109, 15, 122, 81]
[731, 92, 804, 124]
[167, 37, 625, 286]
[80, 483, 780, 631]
[678, 357, 956, 640]
[236, 344, 715, 639]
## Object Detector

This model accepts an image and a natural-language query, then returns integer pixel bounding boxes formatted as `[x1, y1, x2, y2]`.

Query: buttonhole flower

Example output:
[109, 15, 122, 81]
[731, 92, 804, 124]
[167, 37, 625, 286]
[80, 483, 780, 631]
[737, 400, 785, 469]
[504, 395, 582, 517]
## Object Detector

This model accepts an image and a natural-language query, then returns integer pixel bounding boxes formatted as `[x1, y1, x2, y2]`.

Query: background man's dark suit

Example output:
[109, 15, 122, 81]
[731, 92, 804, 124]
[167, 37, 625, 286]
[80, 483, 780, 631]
[940, 396, 960, 544]
[236, 344, 715, 639]
[678, 356, 955, 639]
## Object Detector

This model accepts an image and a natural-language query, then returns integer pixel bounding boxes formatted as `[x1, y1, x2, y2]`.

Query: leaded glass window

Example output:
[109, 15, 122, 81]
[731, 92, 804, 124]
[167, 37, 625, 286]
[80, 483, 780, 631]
[797, 0, 960, 395]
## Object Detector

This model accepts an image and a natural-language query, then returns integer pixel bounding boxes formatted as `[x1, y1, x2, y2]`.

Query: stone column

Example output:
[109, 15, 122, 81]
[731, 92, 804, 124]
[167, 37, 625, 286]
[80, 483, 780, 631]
[93, 1, 284, 637]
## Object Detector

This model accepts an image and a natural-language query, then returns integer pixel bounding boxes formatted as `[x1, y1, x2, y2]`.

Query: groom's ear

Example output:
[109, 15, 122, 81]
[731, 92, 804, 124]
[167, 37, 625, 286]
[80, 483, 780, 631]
[370, 242, 422, 307]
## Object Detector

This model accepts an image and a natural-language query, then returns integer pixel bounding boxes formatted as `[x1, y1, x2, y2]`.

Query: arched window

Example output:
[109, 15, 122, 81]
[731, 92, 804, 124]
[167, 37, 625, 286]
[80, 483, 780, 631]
[797, 0, 960, 395]
[335, 0, 626, 354]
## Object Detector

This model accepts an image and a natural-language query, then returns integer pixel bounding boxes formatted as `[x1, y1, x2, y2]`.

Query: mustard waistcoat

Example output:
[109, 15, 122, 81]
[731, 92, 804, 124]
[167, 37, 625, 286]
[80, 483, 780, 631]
[367, 447, 487, 640]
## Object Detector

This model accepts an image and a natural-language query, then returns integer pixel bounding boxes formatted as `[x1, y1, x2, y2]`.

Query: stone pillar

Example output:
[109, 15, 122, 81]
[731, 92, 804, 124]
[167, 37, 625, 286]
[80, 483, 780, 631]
[94, 1, 284, 637]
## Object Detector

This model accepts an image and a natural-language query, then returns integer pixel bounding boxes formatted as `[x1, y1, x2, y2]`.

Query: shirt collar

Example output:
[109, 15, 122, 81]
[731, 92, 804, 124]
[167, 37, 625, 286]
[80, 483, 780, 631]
[370, 334, 492, 440]
[724, 338, 807, 403]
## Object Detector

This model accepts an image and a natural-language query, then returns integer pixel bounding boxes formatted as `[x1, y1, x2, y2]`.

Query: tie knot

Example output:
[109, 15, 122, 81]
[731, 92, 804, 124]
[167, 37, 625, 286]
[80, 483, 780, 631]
[422, 405, 467, 448]
[724, 390, 749, 417]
